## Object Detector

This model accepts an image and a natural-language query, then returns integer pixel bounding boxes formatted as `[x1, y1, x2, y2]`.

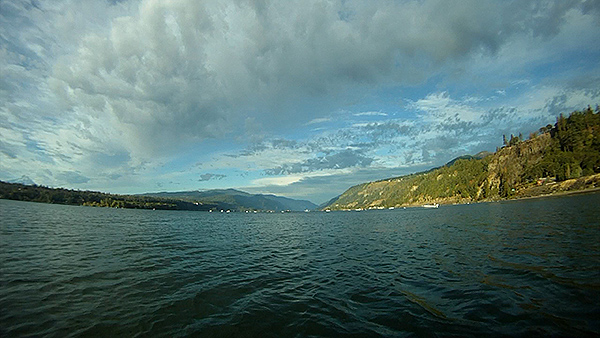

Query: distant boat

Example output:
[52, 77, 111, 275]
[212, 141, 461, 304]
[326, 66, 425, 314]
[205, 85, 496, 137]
[423, 203, 439, 208]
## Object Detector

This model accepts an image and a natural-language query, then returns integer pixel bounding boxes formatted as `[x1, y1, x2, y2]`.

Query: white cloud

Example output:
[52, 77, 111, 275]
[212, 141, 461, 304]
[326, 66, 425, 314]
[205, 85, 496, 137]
[250, 175, 305, 187]
[410, 91, 483, 123]
[250, 167, 354, 188]
[306, 117, 332, 125]
[353, 111, 388, 117]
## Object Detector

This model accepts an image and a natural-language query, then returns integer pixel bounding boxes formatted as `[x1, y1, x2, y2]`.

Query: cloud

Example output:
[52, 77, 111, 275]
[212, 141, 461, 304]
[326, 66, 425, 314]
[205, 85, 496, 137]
[409, 92, 482, 123]
[198, 173, 226, 182]
[56, 171, 90, 184]
[306, 117, 332, 125]
[251, 175, 307, 187]
[264, 149, 373, 175]
[1, 0, 599, 198]
[353, 111, 388, 117]
[34, 0, 596, 157]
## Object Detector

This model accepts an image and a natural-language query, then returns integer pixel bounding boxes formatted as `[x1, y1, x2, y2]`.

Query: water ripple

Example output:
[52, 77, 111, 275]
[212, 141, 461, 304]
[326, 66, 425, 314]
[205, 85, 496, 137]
[1, 194, 599, 337]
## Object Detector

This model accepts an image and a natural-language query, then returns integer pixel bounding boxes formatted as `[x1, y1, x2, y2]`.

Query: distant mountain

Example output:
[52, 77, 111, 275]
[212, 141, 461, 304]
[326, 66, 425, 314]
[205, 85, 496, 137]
[8, 175, 36, 186]
[142, 189, 317, 211]
[259, 194, 317, 211]
[322, 107, 600, 210]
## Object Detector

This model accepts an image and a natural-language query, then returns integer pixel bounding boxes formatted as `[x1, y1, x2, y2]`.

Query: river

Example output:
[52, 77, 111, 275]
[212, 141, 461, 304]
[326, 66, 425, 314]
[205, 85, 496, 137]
[1, 193, 599, 336]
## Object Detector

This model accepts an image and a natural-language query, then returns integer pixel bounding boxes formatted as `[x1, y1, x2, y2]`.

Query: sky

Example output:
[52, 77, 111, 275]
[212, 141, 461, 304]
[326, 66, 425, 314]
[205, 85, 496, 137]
[1, 0, 599, 204]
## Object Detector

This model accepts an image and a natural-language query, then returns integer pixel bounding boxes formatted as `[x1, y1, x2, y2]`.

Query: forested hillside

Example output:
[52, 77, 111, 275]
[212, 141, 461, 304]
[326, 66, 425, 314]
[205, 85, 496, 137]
[0, 182, 216, 211]
[324, 106, 600, 210]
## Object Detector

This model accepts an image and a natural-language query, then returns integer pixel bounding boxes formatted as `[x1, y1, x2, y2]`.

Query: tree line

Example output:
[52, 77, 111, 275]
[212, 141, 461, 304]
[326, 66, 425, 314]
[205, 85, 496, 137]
[0, 182, 216, 211]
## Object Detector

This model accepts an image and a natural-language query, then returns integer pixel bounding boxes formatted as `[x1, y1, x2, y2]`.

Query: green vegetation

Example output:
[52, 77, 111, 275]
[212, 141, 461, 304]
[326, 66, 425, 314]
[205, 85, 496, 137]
[325, 106, 600, 210]
[530, 107, 600, 180]
[0, 182, 216, 211]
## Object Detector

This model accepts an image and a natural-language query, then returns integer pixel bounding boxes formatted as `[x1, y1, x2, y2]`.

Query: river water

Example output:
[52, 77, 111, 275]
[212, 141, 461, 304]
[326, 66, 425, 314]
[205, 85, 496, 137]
[1, 193, 599, 337]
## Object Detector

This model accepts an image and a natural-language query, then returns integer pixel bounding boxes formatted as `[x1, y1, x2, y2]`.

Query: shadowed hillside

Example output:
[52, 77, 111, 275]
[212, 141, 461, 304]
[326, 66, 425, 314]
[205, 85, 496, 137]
[0, 182, 217, 211]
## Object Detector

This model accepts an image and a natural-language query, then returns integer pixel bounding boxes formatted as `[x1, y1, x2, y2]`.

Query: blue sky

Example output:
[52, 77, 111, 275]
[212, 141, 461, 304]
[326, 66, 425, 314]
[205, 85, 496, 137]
[1, 0, 599, 204]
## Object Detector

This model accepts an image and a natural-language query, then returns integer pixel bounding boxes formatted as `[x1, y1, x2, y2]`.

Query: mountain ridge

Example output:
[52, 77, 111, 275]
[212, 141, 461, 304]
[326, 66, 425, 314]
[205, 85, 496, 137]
[141, 189, 317, 211]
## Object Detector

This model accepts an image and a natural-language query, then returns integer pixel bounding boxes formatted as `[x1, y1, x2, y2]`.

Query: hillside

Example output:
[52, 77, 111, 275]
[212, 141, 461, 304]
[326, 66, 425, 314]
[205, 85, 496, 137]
[0, 182, 217, 211]
[142, 189, 317, 211]
[323, 106, 600, 210]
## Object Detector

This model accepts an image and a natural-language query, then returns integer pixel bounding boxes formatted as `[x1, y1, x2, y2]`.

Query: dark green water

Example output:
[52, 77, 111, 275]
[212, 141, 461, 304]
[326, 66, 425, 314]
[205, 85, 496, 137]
[1, 193, 599, 337]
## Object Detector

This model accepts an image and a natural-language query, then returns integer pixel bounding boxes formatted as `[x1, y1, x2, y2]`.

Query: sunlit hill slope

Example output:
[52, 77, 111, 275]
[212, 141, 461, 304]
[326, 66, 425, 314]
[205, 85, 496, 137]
[323, 107, 600, 210]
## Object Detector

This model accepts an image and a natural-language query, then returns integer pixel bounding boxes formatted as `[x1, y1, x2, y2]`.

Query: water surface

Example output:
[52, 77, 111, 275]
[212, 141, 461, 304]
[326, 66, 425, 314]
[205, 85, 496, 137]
[1, 193, 599, 337]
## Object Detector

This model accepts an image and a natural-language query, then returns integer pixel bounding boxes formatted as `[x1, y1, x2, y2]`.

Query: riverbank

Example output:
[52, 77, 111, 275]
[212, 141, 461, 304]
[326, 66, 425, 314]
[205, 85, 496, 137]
[512, 173, 600, 200]
[390, 173, 600, 209]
